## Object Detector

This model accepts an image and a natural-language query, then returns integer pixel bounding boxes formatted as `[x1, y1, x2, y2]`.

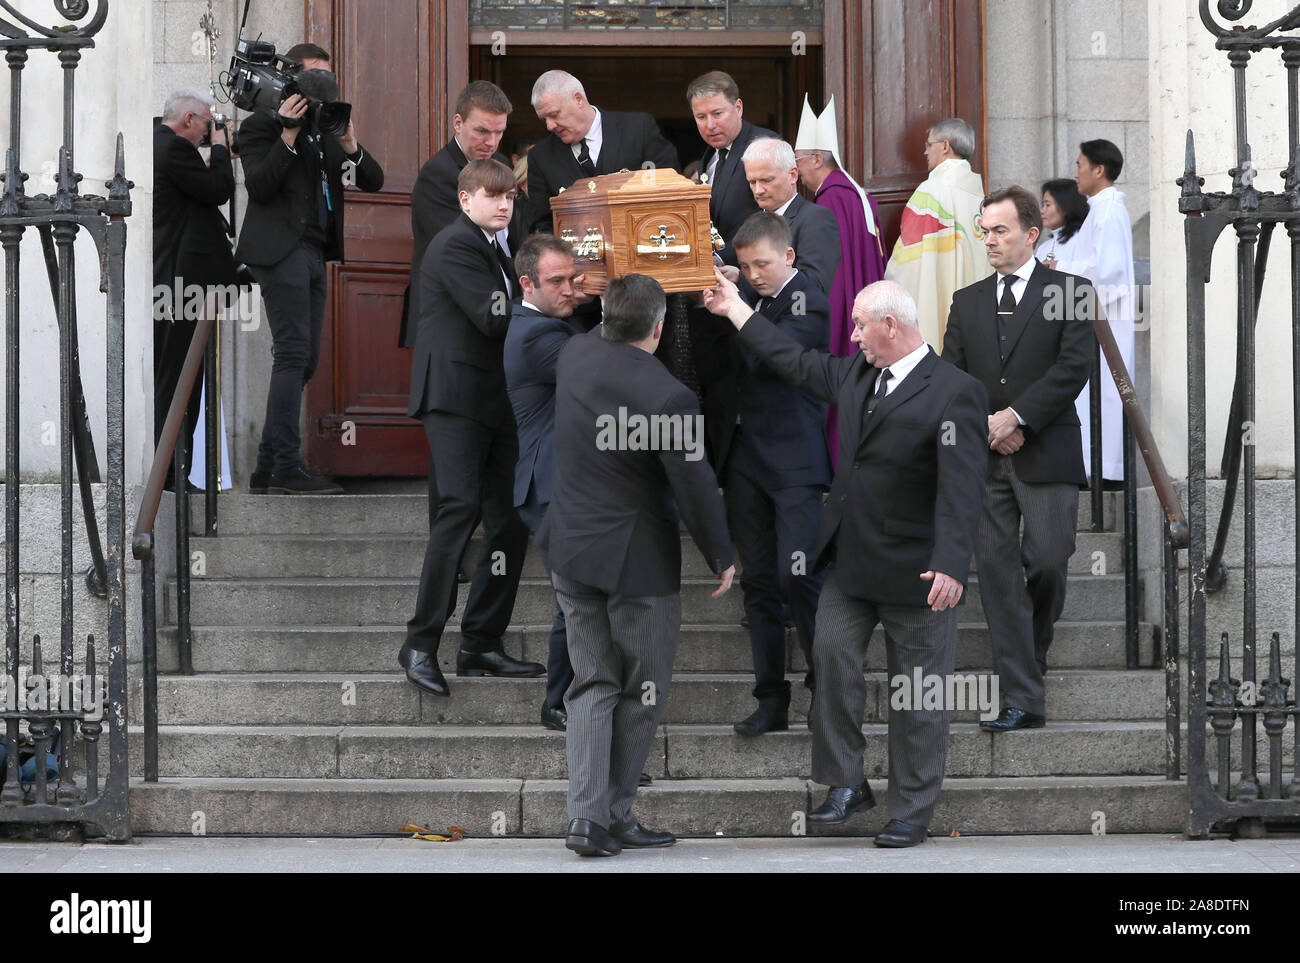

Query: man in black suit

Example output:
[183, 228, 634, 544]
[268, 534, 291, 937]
[401, 159, 544, 697]
[941, 186, 1093, 732]
[526, 70, 678, 234]
[503, 235, 591, 731]
[236, 65, 384, 494]
[704, 213, 831, 736]
[542, 275, 735, 857]
[705, 275, 988, 848]
[401, 80, 514, 349]
[685, 70, 777, 266]
[153, 87, 237, 490]
[739, 137, 841, 296]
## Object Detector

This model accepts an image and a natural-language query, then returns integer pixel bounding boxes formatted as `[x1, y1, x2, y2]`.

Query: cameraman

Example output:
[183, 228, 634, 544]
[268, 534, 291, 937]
[153, 87, 237, 491]
[236, 53, 384, 494]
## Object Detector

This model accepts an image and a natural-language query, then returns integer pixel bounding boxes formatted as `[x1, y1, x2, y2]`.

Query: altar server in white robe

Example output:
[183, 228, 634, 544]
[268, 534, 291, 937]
[1042, 140, 1135, 482]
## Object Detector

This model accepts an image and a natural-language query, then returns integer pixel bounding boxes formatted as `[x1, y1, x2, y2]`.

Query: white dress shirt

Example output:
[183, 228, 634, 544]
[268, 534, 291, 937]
[570, 107, 603, 167]
[878, 341, 929, 396]
[993, 256, 1037, 425]
[481, 227, 513, 291]
[706, 136, 736, 184]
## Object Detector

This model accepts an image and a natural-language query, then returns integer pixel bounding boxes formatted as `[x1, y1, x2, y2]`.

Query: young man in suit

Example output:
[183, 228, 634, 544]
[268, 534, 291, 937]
[503, 235, 591, 732]
[153, 87, 237, 491]
[402, 81, 514, 349]
[941, 186, 1094, 732]
[401, 159, 545, 698]
[236, 64, 384, 494]
[526, 70, 678, 234]
[542, 275, 735, 857]
[741, 137, 841, 296]
[704, 276, 988, 848]
[706, 213, 832, 736]
[685, 71, 777, 266]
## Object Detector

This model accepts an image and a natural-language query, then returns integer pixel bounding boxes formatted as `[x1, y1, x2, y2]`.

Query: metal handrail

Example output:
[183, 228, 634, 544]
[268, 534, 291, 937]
[131, 314, 213, 781]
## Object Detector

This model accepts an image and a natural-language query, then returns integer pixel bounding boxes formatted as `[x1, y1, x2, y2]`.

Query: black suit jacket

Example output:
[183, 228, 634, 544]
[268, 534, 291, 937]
[737, 316, 989, 607]
[539, 329, 733, 597]
[941, 260, 1094, 485]
[504, 302, 583, 508]
[153, 123, 237, 292]
[705, 271, 832, 491]
[783, 193, 841, 296]
[526, 109, 678, 234]
[234, 108, 384, 266]
[401, 139, 515, 347]
[407, 213, 519, 426]
[700, 119, 777, 266]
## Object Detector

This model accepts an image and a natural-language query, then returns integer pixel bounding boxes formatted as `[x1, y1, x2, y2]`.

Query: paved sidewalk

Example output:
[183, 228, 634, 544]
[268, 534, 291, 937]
[1, 833, 1298, 872]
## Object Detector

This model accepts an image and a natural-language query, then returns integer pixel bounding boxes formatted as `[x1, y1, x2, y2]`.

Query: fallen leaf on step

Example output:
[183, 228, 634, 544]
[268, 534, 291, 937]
[400, 823, 467, 842]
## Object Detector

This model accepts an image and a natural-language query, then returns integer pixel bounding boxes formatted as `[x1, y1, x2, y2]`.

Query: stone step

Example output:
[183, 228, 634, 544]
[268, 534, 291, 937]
[185, 530, 1127, 580]
[165, 574, 1131, 627]
[129, 774, 1187, 835]
[170, 620, 1158, 674]
[132, 668, 1164, 727]
[125, 721, 1171, 780]
[194, 490, 1122, 537]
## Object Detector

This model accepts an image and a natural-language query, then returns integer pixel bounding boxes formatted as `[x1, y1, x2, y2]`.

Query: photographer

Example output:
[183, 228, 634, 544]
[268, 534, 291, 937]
[236, 50, 384, 494]
[153, 87, 237, 491]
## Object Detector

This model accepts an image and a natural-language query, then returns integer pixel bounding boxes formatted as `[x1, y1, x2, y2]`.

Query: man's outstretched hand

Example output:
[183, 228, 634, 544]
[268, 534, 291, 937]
[701, 269, 751, 329]
[920, 570, 963, 612]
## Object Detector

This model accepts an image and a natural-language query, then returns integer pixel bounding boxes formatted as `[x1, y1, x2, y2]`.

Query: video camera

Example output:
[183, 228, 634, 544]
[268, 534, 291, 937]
[222, 4, 351, 136]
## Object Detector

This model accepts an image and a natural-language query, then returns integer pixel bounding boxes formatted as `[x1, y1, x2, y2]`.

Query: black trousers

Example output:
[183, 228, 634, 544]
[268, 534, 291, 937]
[248, 242, 327, 476]
[405, 411, 529, 656]
[723, 437, 824, 708]
[153, 318, 204, 483]
[517, 488, 573, 711]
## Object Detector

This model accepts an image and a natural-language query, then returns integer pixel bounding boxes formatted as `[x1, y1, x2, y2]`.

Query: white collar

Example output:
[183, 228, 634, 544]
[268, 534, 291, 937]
[998, 255, 1037, 287]
[881, 341, 930, 388]
[572, 107, 603, 157]
[521, 299, 541, 313]
[774, 194, 797, 217]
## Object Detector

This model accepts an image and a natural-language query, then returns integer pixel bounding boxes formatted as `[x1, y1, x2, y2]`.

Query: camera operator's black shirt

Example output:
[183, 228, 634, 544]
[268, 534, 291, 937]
[300, 129, 333, 249]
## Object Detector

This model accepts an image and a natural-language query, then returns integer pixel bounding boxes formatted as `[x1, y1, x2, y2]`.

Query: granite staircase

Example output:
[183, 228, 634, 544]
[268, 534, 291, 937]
[128, 490, 1186, 837]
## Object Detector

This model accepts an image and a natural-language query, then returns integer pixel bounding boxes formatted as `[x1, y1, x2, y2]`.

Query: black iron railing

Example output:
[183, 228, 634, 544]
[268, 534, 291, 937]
[0, 0, 130, 841]
[1177, 0, 1300, 836]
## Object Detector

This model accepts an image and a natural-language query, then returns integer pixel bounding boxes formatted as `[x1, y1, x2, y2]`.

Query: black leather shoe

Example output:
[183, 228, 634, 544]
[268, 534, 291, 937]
[874, 818, 927, 848]
[639, 772, 652, 787]
[807, 783, 876, 826]
[398, 643, 449, 697]
[612, 818, 675, 848]
[565, 818, 621, 857]
[980, 707, 1046, 731]
[268, 467, 344, 494]
[249, 470, 271, 494]
[734, 704, 788, 736]
[541, 706, 567, 731]
[457, 649, 545, 678]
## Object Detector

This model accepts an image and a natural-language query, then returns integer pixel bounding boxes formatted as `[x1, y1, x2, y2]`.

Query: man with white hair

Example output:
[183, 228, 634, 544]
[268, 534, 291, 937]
[885, 117, 992, 349]
[704, 274, 988, 849]
[741, 136, 840, 295]
[526, 69, 678, 234]
[153, 87, 237, 491]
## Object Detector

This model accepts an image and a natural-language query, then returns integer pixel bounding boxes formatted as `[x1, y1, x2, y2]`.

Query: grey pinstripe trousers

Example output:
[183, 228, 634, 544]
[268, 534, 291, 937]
[552, 572, 680, 828]
[811, 572, 957, 826]
[975, 454, 1078, 716]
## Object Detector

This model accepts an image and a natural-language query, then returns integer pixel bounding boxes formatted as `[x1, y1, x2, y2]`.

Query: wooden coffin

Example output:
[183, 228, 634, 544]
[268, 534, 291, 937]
[548, 167, 723, 294]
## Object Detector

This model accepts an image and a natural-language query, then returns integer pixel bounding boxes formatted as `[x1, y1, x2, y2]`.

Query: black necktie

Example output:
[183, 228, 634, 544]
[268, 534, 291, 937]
[866, 367, 892, 417]
[997, 276, 1017, 362]
[492, 237, 515, 294]
[577, 138, 596, 176]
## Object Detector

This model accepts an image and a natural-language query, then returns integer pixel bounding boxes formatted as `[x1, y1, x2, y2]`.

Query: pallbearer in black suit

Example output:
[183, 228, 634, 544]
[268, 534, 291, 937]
[941, 186, 1093, 732]
[685, 71, 777, 266]
[401, 160, 545, 697]
[740, 138, 841, 296]
[526, 70, 679, 234]
[707, 213, 831, 736]
[542, 276, 735, 857]
[402, 81, 514, 348]
[503, 235, 591, 732]
[704, 276, 988, 848]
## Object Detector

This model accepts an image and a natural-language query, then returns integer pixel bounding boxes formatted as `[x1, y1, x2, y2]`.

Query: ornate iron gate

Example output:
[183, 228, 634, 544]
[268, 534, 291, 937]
[0, 0, 131, 840]
[1180, 0, 1300, 836]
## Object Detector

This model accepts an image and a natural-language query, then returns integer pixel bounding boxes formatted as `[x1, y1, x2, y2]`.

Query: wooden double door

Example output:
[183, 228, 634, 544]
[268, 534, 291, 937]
[303, 0, 985, 476]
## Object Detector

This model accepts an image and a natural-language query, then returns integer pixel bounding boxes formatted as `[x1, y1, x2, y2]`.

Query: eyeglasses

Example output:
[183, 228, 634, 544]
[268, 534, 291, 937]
[794, 153, 815, 164]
